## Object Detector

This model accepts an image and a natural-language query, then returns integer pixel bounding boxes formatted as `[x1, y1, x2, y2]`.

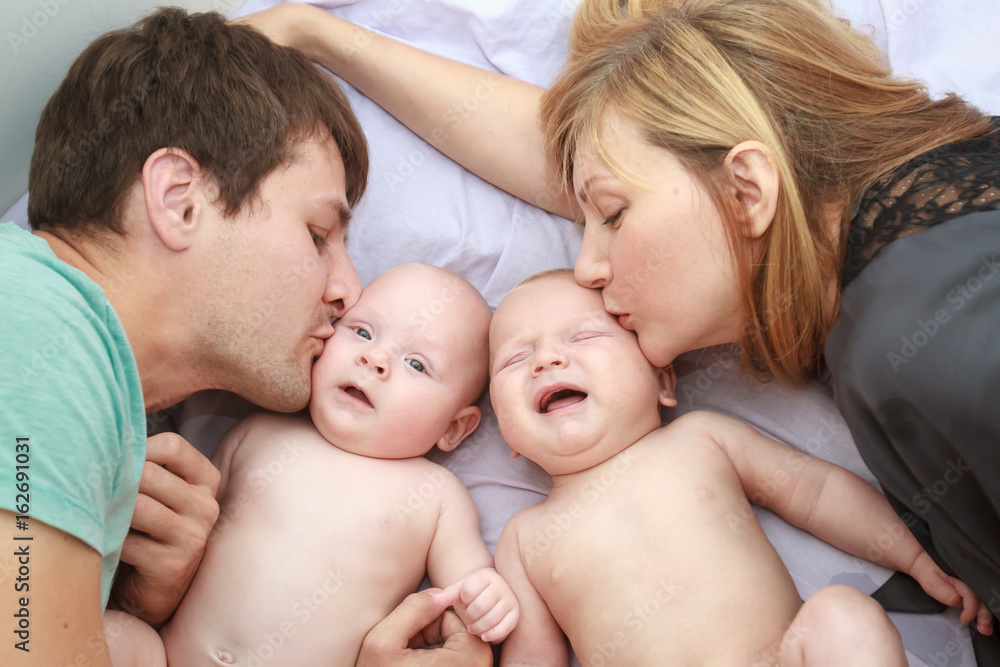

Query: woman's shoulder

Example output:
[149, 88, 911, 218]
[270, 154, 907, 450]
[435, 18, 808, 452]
[842, 118, 1000, 288]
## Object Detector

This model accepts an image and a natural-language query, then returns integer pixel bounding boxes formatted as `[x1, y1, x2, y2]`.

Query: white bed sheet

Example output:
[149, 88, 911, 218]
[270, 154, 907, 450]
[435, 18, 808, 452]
[6, 1, 997, 664]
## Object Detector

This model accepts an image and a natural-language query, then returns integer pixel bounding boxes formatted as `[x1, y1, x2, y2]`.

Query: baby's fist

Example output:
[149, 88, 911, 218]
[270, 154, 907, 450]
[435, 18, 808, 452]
[445, 568, 519, 643]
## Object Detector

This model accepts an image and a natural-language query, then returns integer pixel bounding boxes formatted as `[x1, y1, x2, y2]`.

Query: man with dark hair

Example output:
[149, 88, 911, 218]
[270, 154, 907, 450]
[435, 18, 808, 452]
[0, 9, 489, 666]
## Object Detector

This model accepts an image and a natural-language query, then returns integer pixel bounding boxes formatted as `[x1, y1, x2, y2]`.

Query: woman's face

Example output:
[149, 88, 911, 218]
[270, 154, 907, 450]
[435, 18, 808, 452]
[571, 112, 745, 368]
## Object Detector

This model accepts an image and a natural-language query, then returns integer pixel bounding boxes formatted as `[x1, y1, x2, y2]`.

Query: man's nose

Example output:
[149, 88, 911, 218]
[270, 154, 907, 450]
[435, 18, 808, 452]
[325, 244, 362, 319]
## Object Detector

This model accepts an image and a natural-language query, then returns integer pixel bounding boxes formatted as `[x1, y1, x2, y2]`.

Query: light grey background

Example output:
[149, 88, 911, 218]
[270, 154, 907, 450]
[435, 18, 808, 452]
[0, 0, 245, 217]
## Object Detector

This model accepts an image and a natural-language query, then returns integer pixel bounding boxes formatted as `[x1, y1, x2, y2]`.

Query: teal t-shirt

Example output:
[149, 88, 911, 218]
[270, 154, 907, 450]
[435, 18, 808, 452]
[0, 221, 146, 609]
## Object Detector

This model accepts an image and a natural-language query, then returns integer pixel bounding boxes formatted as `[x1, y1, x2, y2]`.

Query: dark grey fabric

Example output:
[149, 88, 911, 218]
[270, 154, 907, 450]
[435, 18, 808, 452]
[826, 209, 1000, 612]
[841, 118, 1000, 289]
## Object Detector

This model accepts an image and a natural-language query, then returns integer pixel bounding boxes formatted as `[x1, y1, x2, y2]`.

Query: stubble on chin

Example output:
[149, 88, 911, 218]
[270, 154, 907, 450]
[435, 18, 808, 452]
[238, 352, 312, 413]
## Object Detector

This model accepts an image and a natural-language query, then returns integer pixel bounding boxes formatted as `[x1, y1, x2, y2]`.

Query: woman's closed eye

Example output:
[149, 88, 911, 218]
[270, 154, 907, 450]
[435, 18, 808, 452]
[602, 209, 624, 228]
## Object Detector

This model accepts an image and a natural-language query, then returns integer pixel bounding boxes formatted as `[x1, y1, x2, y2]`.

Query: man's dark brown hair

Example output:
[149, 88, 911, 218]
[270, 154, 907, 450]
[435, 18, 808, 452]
[28, 8, 368, 235]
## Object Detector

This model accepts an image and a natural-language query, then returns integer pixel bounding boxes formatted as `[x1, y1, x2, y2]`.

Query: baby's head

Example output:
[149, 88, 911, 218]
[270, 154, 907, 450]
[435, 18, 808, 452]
[311, 263, 492, 458]
[489, 269, 676, 476]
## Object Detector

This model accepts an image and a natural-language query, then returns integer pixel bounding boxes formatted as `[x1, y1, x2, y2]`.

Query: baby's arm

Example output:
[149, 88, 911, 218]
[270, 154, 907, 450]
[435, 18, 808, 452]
[494, 521, 569, 667]
[426, 468, 519, 642]
[688, 411, 994, 634]
[209, 413, 257, 500]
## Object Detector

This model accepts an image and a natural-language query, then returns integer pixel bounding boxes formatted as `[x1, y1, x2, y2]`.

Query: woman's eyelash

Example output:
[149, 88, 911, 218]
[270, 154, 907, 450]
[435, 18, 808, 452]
[603, 210, 623, 227]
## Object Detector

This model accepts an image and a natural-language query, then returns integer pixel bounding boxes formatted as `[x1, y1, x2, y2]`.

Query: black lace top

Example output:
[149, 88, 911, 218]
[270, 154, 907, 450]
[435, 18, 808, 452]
[841, 117, 1000, 288]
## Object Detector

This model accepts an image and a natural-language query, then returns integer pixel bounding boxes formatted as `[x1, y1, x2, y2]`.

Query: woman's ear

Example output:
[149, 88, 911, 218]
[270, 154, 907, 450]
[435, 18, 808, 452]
[142, 147, 208, 251]
[436, 405, 482, 452]
[724, 141, 779, 239]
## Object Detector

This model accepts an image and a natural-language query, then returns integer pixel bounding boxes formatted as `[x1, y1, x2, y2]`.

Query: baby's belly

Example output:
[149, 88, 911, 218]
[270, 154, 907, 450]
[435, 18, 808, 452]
[530, 501, 803, 665]
[162, 521, 428, 667]
[555, 559, 802, 667]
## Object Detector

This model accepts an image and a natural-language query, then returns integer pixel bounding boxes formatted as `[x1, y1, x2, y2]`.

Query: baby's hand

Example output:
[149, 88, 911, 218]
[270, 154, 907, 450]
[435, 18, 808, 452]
[441, 568, 519, 643]
[909, 552, 994, 635]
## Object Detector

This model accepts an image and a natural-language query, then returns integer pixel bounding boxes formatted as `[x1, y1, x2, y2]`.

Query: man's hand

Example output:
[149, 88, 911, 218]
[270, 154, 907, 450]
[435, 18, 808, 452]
[111, 432, 220, 627]
[357, 589, 493, 667]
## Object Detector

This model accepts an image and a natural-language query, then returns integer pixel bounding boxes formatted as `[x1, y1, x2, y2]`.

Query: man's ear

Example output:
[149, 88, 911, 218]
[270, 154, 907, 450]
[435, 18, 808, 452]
[142, 147, 209, 251]
[723, 141, 779, 239]
[436, 405, 482, 453]
[657, 365, 678, 408]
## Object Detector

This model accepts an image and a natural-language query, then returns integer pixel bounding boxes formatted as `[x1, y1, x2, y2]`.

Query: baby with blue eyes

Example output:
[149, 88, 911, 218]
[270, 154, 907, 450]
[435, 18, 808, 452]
[158, 263, 518, 667]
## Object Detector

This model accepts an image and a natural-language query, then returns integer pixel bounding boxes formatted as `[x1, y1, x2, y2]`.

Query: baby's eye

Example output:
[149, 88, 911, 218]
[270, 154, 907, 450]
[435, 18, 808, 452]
[570, 331, 605, 342]
[353, 327, 372, 340]
[407, 359, 426, 373]
[501, 352, 529, 369]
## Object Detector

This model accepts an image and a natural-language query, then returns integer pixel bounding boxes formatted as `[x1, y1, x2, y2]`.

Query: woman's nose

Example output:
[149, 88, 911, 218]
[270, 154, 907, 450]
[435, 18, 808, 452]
[574, 224, 612, 289]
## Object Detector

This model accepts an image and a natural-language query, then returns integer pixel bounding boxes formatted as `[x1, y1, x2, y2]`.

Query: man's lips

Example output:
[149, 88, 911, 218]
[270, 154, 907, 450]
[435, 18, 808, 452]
[535, 384, 588, 414]
[313, 322, 336, 340]
[310, 328, 334, 360]
[340, 384, 373, 408]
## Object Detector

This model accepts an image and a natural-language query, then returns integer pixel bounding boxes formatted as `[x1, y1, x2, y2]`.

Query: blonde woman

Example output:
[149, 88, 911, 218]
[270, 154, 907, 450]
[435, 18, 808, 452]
[244, 0, 1000, 633]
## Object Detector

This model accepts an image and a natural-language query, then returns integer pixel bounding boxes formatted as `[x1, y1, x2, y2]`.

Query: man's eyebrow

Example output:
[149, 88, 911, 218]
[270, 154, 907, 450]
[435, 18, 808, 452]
[318, 196, 352, 232]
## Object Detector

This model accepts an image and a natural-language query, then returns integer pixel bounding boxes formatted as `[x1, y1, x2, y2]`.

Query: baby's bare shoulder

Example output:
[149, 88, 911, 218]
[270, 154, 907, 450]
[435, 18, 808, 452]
[662, 410, 747, 438]
[223, 412, 340, 473]
[639, 411, 739, 456]
[629, 412, 757, 482]
[385, 456, 463, 489]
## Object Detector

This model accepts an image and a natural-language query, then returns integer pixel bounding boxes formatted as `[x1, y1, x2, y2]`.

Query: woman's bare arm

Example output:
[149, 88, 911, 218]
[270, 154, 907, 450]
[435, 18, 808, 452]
[239, 2, 579, 219]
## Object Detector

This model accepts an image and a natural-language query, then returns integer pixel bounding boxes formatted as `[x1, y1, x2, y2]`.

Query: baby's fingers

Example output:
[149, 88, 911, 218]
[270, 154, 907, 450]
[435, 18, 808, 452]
[975, 605, 995, 636]
[461, 583, 502, 622]
[947, 577, 984, 626]
[455, 570, 493, 604]
[473, 607, 519, 643]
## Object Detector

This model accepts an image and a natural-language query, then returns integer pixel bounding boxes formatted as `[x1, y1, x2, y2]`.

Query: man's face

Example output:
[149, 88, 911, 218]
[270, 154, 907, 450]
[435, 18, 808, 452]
[195, 134, 361, 411]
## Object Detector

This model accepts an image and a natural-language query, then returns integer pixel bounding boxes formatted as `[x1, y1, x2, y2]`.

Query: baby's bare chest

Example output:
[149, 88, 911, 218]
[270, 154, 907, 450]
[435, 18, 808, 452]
[220, 439, 446, 552]
[515, 447, 802, 663]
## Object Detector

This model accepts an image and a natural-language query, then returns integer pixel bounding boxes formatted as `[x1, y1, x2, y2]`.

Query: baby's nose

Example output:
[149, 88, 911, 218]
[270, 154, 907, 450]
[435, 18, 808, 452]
[360, 351, 390, 378]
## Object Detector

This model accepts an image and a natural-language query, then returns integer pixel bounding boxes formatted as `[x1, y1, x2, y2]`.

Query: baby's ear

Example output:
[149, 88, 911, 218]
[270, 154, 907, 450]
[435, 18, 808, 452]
[436, 405, 482, 452]
[657, 365, 678, 408]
